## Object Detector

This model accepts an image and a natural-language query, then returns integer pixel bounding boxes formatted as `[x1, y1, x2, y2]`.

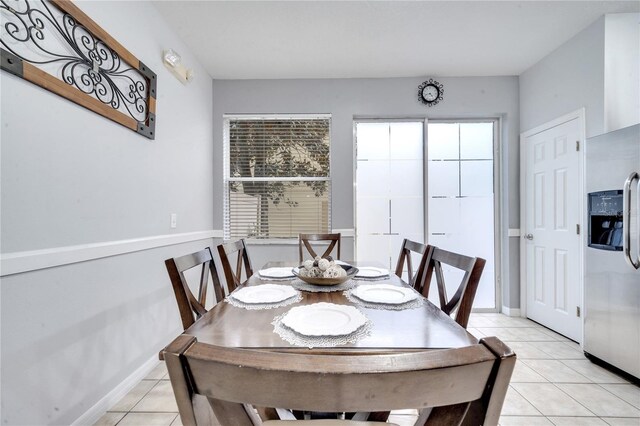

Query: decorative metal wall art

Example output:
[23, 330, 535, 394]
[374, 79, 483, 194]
[0, 0, 157, 139]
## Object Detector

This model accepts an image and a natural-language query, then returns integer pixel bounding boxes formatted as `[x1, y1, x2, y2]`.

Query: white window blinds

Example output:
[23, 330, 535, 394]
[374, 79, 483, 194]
[223, 115, 331, 240]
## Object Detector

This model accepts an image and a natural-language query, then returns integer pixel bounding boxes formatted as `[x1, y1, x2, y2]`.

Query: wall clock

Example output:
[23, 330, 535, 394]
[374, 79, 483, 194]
[418, 79, 444, 107]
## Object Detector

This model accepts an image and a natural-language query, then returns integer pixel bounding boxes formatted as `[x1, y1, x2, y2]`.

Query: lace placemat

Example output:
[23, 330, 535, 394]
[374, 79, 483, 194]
[353, 275, 390, 282]
[290, 278, 358, 293]
[272, 312, 372, 348]
[259, 276, 296, 282]
[226, 292, 302, 310]
[344, 287, 427, 311]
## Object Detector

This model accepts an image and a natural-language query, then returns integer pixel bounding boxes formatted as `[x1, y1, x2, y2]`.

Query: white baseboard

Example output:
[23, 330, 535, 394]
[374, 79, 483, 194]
[71, 355, 159, 426]
[1, 230, 216, 276]
[501, 306, 522, 317]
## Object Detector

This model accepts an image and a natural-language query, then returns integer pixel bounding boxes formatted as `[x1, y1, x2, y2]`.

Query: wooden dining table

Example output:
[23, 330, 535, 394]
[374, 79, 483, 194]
[183, 261, 477, 353]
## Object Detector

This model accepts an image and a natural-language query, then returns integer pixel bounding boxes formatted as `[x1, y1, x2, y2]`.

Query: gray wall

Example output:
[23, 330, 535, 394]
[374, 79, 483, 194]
[520, 17, 606, 137]
[212, 76, 521, 308]
[1, 1, 214, 424]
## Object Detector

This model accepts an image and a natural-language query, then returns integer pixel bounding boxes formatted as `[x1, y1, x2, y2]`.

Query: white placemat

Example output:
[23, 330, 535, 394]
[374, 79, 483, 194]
[272, 304, 372, 348]
[258, 267, 295, 279]
[227, 285, 302, 310]
[290, 278, 358, 293]
[344, 286, 426, 311]
[355, 266, 390, 279]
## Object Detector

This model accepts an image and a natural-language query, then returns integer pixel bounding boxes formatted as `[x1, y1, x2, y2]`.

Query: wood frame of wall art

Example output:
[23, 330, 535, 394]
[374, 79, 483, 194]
[0, 0, 157, 139]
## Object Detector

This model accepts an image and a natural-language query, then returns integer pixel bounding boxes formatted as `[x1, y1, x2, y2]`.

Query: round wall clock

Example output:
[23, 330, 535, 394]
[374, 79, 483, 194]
[418, 79, 444, 106]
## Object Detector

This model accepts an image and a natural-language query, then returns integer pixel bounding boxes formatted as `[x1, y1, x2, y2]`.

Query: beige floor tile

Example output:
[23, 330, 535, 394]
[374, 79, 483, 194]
[600, 385, 640, 410]
[170, 414, 183, 426]
[602, 418, 640, 425]
[118, 413, 178, 426]
[511, 361, 548, 383]
[529, 341, 587, 360]
[536, 327, 574, 342]
[390, 409, 419, 416]
[521, 359, 591, 383]
[386, 414, 418, 426]
[145, 362, 169, 380]
[511, 383, 594, 416]
[561, 360, 629, 384]
[548, 417, 609, 425]
[556, 384, 640, 418]
[477, 328, 558, 342]
[499, 415, 553, 425]
[109, 380, 158, 412]
[93, 412, 126, 426]
[501, 386, 542, 416]
[505, 342, 555, 359]
[131, 381, 179, 412]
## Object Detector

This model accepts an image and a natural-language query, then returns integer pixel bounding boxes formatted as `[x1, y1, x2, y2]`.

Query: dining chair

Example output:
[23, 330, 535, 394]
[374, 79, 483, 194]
[164, 335, 515, 426]
[165, 247, 225, 331]
[298, 233, 341, 262]
[217, 239, 254, 293]
[421, 246, 486, 329]
[394, 239, 431, 291]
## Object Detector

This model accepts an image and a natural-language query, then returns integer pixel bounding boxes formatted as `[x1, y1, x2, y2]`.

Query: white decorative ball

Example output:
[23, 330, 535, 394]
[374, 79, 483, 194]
[323, 266, 340, 278]
[318, 258, 330, 271]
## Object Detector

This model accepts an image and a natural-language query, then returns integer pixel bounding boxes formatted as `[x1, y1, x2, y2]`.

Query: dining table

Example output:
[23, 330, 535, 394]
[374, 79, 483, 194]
[183, 261, 478, 354]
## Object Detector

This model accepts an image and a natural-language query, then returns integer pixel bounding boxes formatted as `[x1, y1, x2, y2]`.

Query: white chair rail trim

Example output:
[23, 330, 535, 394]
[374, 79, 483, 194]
[0, 230, 219, 277]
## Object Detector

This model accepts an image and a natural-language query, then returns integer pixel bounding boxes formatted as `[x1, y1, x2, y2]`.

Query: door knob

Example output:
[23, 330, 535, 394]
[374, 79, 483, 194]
[524, 233, 534, 240]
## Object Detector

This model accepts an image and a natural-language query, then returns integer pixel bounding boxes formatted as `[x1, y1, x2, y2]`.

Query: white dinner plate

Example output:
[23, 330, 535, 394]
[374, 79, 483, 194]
[258, 267, 295, 279]
[355, 267, 389, 278]
[281, 303, 368, 336]
[231, 284, 298, 304]
[352, 284, 418, 305]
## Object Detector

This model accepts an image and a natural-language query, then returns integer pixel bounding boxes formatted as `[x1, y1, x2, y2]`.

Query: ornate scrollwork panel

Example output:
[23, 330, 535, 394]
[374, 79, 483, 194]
[0, 0, 156, 139]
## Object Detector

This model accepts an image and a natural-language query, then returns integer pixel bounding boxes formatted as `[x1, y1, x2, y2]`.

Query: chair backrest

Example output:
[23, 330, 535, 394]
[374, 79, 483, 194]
[165, 248, 224, 330]
[217, 239, 254, 293]
[298, 233, 341, 262]
[421, 246, 486, 329]
[164, 336, 515, 426]
[394, 239, 431, 291]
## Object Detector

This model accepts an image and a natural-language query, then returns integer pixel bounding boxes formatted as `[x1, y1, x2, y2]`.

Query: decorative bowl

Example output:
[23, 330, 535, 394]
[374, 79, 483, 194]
[291, 264, 359, 286]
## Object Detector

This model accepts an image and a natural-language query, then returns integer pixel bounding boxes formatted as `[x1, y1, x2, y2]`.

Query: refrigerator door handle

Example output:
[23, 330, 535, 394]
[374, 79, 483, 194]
[637, 177, 640, 266]
[623, 171, 640, 270]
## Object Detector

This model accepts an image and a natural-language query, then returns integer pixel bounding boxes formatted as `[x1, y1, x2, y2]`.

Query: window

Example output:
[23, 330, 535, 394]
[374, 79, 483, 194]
[223, 115, 331, 240]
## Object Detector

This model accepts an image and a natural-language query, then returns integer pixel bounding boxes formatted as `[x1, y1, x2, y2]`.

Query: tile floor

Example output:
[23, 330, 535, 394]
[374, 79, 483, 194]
[94, 313, 640, 426]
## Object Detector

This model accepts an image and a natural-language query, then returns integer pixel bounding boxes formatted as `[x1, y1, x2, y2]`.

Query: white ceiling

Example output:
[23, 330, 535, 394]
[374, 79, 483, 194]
[153, 1, 639, 80]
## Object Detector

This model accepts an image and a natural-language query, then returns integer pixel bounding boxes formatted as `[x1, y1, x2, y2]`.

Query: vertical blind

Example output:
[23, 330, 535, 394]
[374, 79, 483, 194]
[223, 115, 331, 239]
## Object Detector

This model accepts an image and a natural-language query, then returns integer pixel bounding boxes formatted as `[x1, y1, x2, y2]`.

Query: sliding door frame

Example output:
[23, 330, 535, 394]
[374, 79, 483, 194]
[353, 116, 503, 313]
[427, 118, 502, 313]
[353, 117, 428, 270]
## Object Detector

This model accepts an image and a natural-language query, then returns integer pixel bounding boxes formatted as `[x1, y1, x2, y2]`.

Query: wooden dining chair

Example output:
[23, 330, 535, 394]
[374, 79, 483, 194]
[421, 246, 486, 329]
[217, 239, 254, 293]
[394, 239, 431, 291]
[164, 335, 515, 426]
[298, 233, 341, 262]
[165, 248, 225, 331]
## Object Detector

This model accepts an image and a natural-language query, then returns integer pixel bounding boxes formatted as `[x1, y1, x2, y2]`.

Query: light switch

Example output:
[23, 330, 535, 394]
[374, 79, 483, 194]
[170, 213, 177, 228]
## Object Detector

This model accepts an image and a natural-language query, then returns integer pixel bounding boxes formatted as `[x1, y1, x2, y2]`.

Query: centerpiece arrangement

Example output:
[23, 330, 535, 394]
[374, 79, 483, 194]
[292, 256, 358, 286]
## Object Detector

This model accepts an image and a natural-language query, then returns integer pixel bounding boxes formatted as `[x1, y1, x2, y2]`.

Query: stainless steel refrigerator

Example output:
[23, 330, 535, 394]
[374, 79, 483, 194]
[584, 124, 640, 380]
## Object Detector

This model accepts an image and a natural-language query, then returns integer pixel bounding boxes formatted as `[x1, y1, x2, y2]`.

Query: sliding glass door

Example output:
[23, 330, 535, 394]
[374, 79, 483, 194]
[427, 121, 497, 310]
[355, 121, 425, 274]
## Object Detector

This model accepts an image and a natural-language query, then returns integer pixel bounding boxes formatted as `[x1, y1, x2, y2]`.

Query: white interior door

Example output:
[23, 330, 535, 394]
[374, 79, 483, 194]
[523, 117, 582, 341]
[355, 121, 424, 271]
